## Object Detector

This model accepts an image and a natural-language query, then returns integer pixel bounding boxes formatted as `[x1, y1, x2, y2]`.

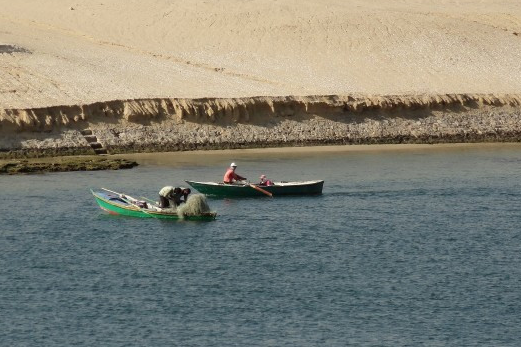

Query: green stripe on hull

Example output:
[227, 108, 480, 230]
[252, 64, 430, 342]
[94, 195, 151, 218]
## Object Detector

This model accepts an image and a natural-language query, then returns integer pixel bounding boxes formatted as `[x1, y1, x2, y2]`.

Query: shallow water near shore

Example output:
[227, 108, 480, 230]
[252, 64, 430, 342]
[1, 144, 521, 346]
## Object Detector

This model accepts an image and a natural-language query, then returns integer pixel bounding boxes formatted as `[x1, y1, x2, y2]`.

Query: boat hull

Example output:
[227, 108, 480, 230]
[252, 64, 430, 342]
[92, 190, 216, 220]
[185, 180, 324, 197]
[94, 193, 149, 218]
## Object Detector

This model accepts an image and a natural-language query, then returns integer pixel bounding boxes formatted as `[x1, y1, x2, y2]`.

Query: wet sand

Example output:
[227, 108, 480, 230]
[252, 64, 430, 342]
[112, 143, 521, 167]
[3, 143, 520, 174]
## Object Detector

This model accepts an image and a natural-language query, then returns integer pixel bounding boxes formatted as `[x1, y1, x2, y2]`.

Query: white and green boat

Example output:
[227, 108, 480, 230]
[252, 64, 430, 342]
[91, 188, 217, 221]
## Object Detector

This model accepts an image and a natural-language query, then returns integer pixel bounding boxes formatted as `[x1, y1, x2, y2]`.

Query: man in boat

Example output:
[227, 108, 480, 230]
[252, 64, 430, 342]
[180, 188, 191, 204]
[223, 162, 246, 184]
[158, 186, 191, 208]
[258, 174, 273, 186]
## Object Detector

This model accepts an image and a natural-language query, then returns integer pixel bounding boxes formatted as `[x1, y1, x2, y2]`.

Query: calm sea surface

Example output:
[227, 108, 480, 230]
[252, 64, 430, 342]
[1, 144, 521, 346]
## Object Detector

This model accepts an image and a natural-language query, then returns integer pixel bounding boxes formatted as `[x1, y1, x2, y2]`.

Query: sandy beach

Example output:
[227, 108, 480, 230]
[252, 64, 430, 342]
[1, 0, 521, 157]
[113, 142, 521, 167]
[2, 0, 521, 108]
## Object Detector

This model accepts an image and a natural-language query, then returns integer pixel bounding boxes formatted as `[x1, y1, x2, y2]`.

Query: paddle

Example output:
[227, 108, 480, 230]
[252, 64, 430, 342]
[101, 187, 123, 196]
[249, 183, 273, 197]
[101, 187, 147, 209]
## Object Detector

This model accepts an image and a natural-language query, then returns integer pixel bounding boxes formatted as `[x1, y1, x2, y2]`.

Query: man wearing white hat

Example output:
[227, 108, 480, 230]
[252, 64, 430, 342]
[223, 162, 246, 184]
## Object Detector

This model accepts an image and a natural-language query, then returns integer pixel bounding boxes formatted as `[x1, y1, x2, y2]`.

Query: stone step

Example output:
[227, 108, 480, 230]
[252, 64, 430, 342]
[94, 148, 108, 155]
[81, 129, 93, 136]
[90, 142, 103, 149]
[84, 135, 98, 143]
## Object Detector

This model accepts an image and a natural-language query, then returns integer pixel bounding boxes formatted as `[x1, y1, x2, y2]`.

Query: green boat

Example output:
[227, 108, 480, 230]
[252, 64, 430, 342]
[185, 180, 324, 198]
[91, 189, 217, 220]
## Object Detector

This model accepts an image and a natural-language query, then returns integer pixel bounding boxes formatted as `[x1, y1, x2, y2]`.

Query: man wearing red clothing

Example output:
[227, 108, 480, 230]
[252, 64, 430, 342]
[223, 162, 246, 184]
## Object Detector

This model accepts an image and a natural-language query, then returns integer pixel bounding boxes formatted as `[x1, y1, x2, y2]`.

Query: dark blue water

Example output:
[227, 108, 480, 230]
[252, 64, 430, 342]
[1, 144, 521, 346]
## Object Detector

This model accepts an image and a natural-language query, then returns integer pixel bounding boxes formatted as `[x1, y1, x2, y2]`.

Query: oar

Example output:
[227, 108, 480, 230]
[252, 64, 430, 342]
[249, 184, 273, 197]
[101, 187, 135, 201]
[100, 188, 157, 210]
[101, 187, 146, 210]
[101, 187, 122, 196]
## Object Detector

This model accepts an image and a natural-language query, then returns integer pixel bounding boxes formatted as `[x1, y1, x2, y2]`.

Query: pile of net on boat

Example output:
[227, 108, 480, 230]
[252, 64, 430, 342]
[177, 194, 212, 217]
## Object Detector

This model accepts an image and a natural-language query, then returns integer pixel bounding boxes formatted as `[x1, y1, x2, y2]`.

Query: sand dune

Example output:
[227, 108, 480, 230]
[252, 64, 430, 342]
[1, 0, 521, 109]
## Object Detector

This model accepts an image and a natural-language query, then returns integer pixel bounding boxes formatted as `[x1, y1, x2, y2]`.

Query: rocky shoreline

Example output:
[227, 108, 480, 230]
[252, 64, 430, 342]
[1, 94, 520, 159]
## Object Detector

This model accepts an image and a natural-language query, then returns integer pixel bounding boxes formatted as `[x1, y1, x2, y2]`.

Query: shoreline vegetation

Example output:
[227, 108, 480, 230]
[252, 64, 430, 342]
[0, 157, 138, 175]
[1, 94, 520, 162]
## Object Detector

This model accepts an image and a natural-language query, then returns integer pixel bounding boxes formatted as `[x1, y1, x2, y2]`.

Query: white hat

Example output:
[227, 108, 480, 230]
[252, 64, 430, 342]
[230, 162, 237, 167]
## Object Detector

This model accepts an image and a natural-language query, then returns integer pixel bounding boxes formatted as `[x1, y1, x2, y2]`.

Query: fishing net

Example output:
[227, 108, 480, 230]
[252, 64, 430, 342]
[177, 194, 212, 217]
